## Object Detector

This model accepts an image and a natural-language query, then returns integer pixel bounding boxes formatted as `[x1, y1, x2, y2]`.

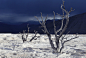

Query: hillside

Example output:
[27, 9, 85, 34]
[0, 13, 86, 34]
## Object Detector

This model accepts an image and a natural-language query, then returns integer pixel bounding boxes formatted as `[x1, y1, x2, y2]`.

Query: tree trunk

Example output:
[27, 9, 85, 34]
[47, 34, 57, 50]
[54, 33, 59, 49]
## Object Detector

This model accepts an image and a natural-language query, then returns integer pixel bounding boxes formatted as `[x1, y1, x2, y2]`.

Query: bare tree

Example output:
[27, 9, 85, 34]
[19, 24, 29, 43]
[35, 0, 78, 53]
[30, 30, 40, 42]
[20, 24, 40, 43]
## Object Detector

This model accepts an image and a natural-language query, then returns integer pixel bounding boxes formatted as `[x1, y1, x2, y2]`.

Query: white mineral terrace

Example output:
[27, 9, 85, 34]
[0, 33, 86, 58]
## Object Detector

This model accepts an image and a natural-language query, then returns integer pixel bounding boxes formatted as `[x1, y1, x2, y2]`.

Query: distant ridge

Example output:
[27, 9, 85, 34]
[0, 12, 86, 34]
[65, 12, 86, 34]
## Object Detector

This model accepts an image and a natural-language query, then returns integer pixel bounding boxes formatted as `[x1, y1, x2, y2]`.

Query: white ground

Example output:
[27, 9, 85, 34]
[0, 33, 86, 58]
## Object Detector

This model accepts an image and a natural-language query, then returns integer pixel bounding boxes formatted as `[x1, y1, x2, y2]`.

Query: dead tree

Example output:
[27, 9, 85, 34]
[30, 30, 40, 42]
[35, 13, 56, 50]
[19, 24, 29, 43]
[35, 0, 78, 53]
[20, 24, 40, 43]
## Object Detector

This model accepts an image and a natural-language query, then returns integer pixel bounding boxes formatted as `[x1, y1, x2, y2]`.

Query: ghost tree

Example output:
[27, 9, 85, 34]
[35, 0, 78, 53]
[20, 24, 40, 43]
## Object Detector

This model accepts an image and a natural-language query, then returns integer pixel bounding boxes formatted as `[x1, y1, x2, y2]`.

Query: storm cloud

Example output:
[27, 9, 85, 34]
[0, 0, 85, 22]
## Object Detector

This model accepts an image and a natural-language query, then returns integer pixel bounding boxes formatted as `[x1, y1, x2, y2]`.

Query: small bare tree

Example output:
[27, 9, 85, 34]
[20, 24, 40, 43]
[19, 24, 29, 43]
[35, 0, 78, 53]
[30, 30, 40, 42]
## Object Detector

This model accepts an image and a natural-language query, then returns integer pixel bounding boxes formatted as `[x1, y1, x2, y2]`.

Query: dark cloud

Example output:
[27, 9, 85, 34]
[0, 0, 86, 22]
[0, 0, 62, 16]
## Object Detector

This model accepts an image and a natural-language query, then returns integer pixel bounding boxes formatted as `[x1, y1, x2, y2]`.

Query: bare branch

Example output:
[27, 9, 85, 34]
[64, 36, 79, 43]
[21, 30, 27, 43]
[34, 30, 38, 36]
[53, 11, 57, 33]
[56, 13, 63, 17]
[26, 24, 30, 39]
[57, 0, 71, 39]
[69, 7, 75, 13]
[35, 16, 42, 25]
[27, 24, 29, 33]
[56, 17, 64, 34]
[61, 31, 70, 41]
[61, 4, 69, 14]
[61, 1, 75, 15]
[23, 30, 26, 35]
[40, 12, 44, 22]
[60, 35, 79, 52]
[29, 30, 39, 42]
[35, 13, 49, 34]
[44, 14, 48, 23]
[62, 0, 65, 9]
[42, 29, 46, 33]
[56, 20, 63, 33]
[22, 35, 27, 43]
[20, 24, 30, 43]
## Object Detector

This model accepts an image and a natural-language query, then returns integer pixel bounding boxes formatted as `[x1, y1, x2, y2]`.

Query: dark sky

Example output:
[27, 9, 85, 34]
[0, 0, 86, 22]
